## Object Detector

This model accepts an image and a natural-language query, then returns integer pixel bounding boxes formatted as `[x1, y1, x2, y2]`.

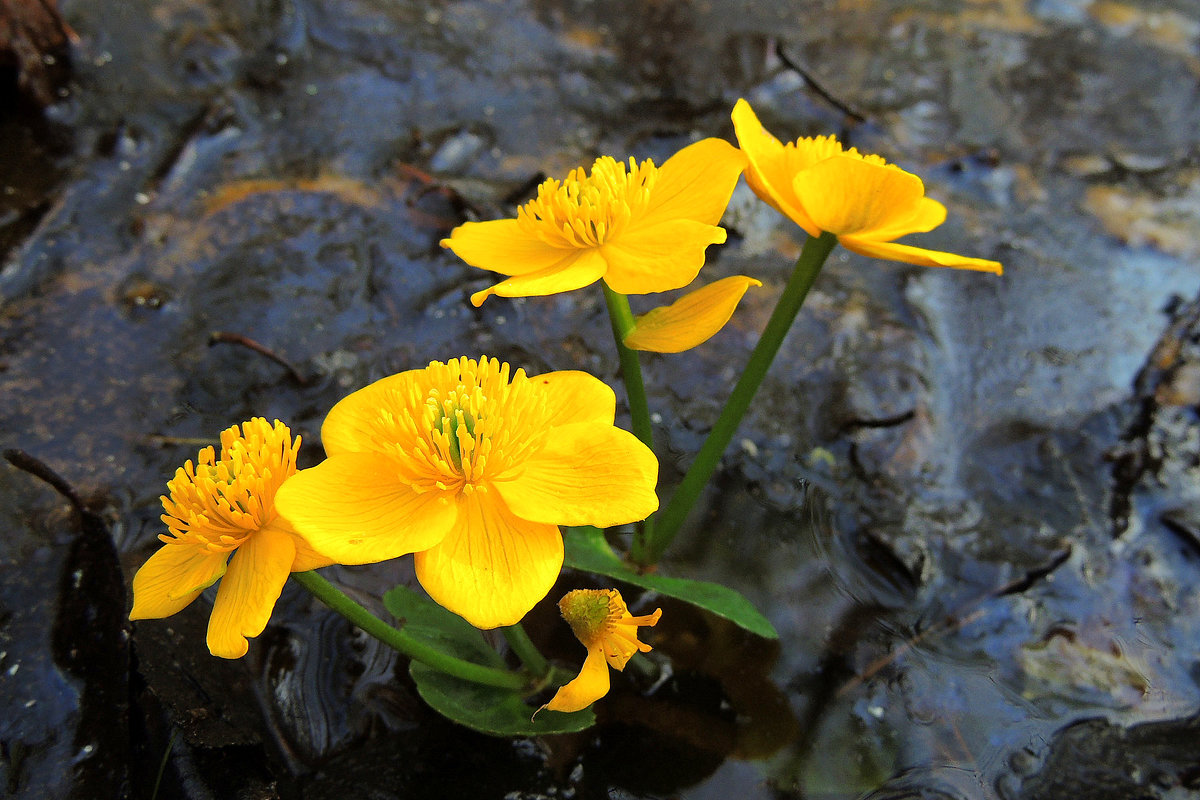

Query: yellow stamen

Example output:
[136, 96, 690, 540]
[517, 157, 658, 248]
[158, 418, 299, 554]
[367, 357, 552, 496]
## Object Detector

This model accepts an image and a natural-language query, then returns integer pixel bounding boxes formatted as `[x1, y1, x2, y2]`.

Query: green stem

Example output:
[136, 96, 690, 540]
[602, 284, 654, 450]
[502, 623, 550, 679]
[643, 232, 838, 564]
[602, 284, 658, 564]
[291, 570, 528, 690]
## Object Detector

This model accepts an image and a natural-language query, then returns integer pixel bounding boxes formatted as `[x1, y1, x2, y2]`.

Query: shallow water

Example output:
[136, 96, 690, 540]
[2, 0, 1200, 798]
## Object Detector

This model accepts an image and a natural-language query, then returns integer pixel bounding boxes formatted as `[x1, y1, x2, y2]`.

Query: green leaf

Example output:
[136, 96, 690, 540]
[410, 663, 595, 737]
[383, 584, 498, 665]
[384, 585, 595, 736]
[563, 527, 778, 639]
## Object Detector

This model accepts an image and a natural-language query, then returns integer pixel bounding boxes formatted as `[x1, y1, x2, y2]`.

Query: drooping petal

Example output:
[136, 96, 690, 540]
[129, 544, 228, 620]
[599, 219, 726, 295]
[530, 370, 617, 427]
[731, 98, 821, 236]
[540, 645, 611, 713]
[470, 248, 607, 306]
[273, 452, 458, 564]
[638, 138, 747, 228]
[206, 525, 295, 658]
[320, 369, 424, 456]
[414, 492, 563, 629]
[624, 275, 762, 353]
[440, 219, 580, 276]
[793, 155, 926, 235]
[838, 235, 1004, 274]
[494, 422, 658, 527]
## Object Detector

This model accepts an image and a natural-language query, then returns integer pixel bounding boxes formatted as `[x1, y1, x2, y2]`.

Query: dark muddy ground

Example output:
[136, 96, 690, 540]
[2, 1, 1200, 798]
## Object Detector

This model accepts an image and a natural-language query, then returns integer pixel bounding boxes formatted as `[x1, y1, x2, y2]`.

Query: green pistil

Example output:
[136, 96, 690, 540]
[559, 590, 611, 643]
[435, 404, 477, 470]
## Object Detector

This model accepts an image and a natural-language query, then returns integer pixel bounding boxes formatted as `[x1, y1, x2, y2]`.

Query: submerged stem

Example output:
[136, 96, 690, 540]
[643, 232, 838, 564]
[291, 570, 528, 690]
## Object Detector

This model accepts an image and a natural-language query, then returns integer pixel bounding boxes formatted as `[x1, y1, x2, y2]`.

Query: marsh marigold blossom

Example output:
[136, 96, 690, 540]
[731, 99, 1002, 274]
[129, 418, 333, 658]
[274, 357, 659, 629]
[440, 139, 747, 306]
[539, 589, 662, 714]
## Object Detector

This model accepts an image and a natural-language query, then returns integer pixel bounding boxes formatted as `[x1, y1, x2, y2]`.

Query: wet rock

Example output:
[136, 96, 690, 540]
[3, 0, 1200, 798]
[1110, 291, 1200, 537]
[1017, 713, 1200, 800]
[428, 129, 490, 174]
[1084, 178, 1200, 257]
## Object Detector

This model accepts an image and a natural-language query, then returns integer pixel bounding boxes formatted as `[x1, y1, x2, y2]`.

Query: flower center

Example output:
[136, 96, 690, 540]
[399, 357, 549, 496]
[159, 418, 298, 555]
[558, 589, 614, 646]
[516, 156, 658, 248]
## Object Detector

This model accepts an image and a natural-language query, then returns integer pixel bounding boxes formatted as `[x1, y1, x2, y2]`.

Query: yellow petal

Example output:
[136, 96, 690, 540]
[469, 248, 607, 306]
[639, 138, 747, 228]
[530, 370, 617, 427]
[493, 422, 658, 527]
[599, 219, 726, 295]
[283, 524, 337, 572]
[624, 275, 762, 353]
[320, 369, 425, 456]
[262, 513, 335, 572]
[601, 609, 661, 669]
[731, 98, 821, 236]
[129, 544, 228, 620]
[414, 492, 563, 629]
[440, 219, 579, 276]
[838, 235, 1004, 274]
[540, 645, 610, 713]
[861, 196, 947, 241]
[793, 155, 926, 235]
[289, 540, 336, 572]
[273, 452, 458, 564]
[206, 525, 295, 658]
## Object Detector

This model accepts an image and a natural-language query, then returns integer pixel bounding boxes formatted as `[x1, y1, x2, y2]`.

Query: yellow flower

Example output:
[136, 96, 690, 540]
[731, 99, 1002, 274]
[129, 418, 333, 659]
[274, 357, 659, 629]
[624, 275, 763, 353]
[440, 139, 748, 306]
[539, 589, 662, 714]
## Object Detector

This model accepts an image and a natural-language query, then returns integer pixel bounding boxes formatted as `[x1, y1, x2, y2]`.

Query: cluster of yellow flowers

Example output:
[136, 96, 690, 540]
[443, 98, 999, 350]
[131, 359, 658, 656]
[130, 99, 999, 712]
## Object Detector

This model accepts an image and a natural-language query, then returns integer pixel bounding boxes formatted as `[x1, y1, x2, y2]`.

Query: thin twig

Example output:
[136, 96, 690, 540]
[773, 42, 867, 126]
[4, 448, 83, 511]
[208, 332, 310, 386]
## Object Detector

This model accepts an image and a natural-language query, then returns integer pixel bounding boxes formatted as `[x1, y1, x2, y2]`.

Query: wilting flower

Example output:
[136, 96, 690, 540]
[129, 418, 333, 658]
[538, 589, 662, 714]
[731, 99, 1002, 274]
[441, 139, 747, 306]
[274, 357, 659, 629]
[624, 275, 763, 353]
